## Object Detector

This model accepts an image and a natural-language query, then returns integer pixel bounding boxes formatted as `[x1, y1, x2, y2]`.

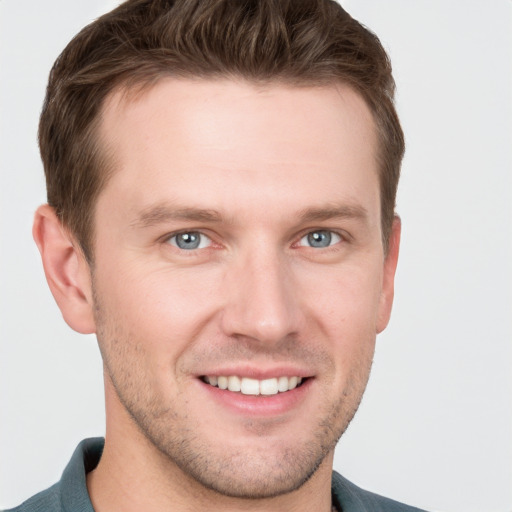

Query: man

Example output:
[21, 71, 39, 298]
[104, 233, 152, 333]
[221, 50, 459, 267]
[5, 0, 426, 511]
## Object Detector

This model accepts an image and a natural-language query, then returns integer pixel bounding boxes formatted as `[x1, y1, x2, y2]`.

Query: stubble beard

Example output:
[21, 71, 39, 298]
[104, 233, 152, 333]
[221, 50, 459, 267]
[93, 289, 373, 500]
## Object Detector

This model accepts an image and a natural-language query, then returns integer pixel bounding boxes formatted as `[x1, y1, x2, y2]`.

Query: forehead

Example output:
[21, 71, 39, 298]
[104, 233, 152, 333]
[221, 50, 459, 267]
[96, 78, 379, 225]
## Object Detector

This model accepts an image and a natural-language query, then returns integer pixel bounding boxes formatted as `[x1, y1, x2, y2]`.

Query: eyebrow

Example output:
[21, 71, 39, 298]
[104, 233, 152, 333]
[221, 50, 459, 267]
[297, 203, 369, 223]
[131, 202, 369, 229]
[131, 205, 223, 228]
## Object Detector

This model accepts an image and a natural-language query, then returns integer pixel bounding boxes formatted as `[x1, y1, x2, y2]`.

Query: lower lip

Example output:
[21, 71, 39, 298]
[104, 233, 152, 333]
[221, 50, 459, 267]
[198, 378, 313, 417]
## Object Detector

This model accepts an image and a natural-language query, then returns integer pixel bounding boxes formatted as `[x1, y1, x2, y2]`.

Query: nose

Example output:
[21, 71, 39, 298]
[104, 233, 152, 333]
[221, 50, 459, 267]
[220, 246, 301, 344]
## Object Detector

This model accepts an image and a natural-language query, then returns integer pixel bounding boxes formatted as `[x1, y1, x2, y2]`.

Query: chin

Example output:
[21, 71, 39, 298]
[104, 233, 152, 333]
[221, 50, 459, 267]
[136, 401, 353, 500]
[165, 440, 332, 499]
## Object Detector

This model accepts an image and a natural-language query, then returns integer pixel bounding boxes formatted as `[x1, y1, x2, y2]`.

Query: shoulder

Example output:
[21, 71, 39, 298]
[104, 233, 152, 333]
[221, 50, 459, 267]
[2, 438, 103, 512]
[332, 471, 429, 512]
[2, 483, 62, 512]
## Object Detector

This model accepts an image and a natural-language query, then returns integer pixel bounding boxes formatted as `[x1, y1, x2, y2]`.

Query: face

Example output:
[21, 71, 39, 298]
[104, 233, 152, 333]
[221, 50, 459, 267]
[89, 79, 398, 498]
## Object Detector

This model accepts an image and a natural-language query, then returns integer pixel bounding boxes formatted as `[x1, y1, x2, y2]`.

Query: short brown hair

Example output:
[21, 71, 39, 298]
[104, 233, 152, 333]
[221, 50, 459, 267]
[39, 0, 404, 261]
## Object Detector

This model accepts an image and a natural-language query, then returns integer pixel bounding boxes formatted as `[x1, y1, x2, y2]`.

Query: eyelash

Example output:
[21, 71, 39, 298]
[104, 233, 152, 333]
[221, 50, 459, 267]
[297, 230, 343, 249]
[166, 231, 213, 251]
[163, 228, 346, 254]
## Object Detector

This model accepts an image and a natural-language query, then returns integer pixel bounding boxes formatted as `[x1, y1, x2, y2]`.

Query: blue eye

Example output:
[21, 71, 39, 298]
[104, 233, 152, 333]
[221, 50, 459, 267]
[168, 232, 211, 250]
[299, 230, 341, 248]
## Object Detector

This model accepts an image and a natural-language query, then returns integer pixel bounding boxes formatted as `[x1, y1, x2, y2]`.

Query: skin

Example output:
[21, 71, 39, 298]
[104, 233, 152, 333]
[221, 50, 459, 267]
[34, 79, 400, 512]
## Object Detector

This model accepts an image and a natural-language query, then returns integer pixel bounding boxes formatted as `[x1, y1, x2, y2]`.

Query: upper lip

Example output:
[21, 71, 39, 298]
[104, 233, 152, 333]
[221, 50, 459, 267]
[195, 365, 313, 380]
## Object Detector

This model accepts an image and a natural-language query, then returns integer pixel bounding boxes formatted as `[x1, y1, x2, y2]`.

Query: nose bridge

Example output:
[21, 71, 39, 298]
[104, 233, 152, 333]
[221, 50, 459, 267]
[221, 241, 299, 343]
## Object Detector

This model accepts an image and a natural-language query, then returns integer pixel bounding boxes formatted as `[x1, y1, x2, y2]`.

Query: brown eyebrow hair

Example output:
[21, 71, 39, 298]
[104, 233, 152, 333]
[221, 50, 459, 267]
[298, 204, 369, 223]
[131, 205, 224, 228]
[132, 202, 368, 229]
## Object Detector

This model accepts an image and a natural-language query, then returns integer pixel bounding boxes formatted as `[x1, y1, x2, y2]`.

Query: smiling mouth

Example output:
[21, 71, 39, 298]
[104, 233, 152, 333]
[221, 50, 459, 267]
[201, 375, 306, 396]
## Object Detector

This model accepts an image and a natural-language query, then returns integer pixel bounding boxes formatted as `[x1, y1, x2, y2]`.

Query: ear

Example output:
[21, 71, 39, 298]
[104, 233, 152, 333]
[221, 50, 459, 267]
[33, 204, 96, 334]
[376, 216, 401, 333]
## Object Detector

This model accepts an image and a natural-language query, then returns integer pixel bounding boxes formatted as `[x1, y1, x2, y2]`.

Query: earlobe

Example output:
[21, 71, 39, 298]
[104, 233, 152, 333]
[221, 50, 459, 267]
[33, 204, 96, 334]
[376, 216, 401, 334]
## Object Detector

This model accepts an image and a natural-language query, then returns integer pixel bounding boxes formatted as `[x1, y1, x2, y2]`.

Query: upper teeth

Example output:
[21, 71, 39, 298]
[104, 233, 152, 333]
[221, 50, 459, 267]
[205, 375, 303, 396]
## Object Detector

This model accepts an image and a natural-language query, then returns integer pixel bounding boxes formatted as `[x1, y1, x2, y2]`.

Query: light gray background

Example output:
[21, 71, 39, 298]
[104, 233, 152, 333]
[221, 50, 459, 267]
[1, 1, 511, 511]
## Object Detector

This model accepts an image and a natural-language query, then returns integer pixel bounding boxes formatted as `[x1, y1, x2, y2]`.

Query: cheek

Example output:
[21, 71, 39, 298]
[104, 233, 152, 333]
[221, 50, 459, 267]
[300, 262, 384, 331]
[299, 263, 381, 378]
[93, 262, 223, 357]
